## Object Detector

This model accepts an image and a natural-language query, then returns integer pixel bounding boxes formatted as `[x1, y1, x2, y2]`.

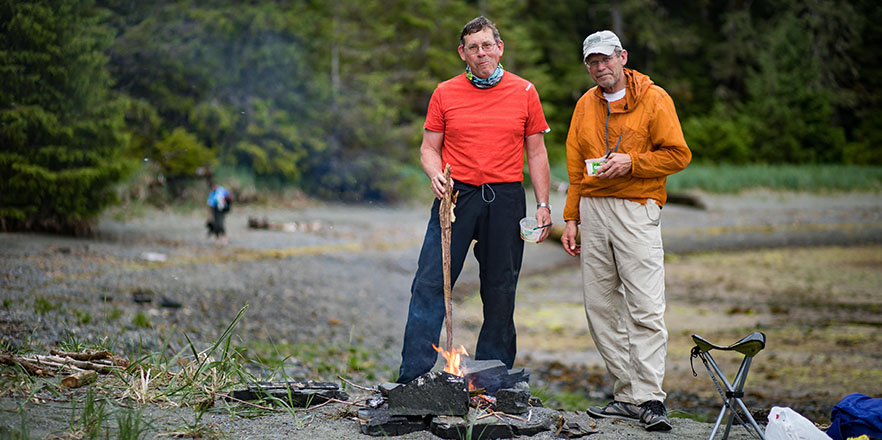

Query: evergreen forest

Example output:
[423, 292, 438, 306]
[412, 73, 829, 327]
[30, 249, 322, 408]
[2, 0, 881, 233]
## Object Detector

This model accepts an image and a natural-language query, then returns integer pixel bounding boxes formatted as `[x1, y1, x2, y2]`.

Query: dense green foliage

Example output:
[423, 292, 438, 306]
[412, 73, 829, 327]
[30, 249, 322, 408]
[1, 0, 133, 233]
[2, 0, 881, 232]
[99, 0, 882, 187]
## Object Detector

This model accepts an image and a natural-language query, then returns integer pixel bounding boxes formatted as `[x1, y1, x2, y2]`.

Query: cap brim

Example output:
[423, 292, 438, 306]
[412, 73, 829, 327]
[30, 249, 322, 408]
[583, 44, 617, 59]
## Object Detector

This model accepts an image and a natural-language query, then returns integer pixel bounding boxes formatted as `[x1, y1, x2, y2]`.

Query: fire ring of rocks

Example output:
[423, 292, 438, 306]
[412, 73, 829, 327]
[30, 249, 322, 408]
[358, 358, 597, 439]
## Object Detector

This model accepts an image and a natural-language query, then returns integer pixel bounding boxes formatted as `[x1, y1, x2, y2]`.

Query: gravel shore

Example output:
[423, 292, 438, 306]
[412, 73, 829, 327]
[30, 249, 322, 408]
[2, 190, 880, 438]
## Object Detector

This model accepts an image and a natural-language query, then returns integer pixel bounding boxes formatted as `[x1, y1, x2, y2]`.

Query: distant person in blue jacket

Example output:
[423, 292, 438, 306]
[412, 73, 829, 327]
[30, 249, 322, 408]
[207, 183, 231, 246]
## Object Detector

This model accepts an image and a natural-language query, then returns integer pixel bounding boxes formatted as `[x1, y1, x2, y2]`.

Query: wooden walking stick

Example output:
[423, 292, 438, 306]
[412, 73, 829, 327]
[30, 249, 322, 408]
[439, 164, 458, 353]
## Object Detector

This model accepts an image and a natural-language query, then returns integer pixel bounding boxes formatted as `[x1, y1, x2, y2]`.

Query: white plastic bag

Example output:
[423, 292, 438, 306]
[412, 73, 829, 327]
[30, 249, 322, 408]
[766, 406, 832, 440]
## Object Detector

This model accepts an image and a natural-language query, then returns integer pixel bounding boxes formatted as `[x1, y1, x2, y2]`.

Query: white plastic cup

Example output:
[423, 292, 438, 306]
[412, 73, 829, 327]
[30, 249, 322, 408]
[519, 217, 541, 243]
[585, 158, 607, 176]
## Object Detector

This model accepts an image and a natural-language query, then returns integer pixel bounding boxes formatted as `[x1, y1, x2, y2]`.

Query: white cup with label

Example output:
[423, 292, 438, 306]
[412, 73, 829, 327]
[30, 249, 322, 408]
[519, 217, 542, 243]
[585, 158, 607, 176]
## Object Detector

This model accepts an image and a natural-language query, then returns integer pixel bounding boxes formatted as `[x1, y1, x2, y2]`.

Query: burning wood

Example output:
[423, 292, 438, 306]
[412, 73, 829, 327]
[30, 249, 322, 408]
[433, 344, 468, 376]
[360, 367, 596, 438]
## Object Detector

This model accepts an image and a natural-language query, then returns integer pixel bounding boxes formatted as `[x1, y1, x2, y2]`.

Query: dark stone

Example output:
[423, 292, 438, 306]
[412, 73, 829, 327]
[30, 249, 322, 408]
[508, 407, 563, 437]
[495, 382, 530, 415]
[131, 288, 154, 304]
[529, 396, 544, 407]
[388, 371, 468, 416]
[378, 382, 400, 397]
[357, 407, 428, 436]
[430, 409, 515, 439]
[226, 380, 349, 407]
[462, 359, 507, 394]
[160, 296, 181, 308]
[365, 393, 385, 409]
[462, 359, 508, 377]
[461, 359, 530, 396]
[503, 368, 530, 389]
[555, 411, 598, 438]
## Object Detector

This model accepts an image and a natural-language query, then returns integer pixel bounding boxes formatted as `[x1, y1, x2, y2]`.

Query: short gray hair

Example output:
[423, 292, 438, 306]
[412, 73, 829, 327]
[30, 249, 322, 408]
[460, 16, 500, 46]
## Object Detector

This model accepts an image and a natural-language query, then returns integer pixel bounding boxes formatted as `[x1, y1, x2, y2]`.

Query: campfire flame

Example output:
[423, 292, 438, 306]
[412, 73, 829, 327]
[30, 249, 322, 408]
[433, 344, 469, 377]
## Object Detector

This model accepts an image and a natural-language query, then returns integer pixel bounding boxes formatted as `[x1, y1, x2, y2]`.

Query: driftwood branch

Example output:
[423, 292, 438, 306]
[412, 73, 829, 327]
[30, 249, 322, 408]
[50, 349, 110, 361]
[62, 370, 98, 388]
[49, 349, 131, 368]
[0, 354, 55, 377]
[439, 163, 458, 353]
[33, 354, 123, 374]
[336, 375, 376, 392]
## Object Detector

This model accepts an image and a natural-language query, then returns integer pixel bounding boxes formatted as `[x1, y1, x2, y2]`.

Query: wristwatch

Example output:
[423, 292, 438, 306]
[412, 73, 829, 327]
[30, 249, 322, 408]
[537, 202, 551, 213]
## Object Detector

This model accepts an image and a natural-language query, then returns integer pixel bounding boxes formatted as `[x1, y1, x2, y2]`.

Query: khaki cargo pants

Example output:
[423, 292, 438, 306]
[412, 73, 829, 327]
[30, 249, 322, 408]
[579, 196, 667, 404]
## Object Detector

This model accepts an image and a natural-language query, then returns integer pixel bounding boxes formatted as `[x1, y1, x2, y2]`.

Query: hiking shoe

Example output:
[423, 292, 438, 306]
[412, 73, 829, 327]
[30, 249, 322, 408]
[639, 400, 673, 431]
[586, 401, 642, 420]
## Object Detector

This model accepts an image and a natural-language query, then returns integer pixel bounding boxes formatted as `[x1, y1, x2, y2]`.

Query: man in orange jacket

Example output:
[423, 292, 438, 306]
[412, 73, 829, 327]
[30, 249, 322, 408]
[560, 30, 691, 432]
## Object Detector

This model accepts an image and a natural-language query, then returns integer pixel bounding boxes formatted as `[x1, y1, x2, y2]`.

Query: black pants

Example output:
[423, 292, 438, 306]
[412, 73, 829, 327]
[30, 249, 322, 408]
[209, 209, 226, 237]
[398, 181, 526, 383]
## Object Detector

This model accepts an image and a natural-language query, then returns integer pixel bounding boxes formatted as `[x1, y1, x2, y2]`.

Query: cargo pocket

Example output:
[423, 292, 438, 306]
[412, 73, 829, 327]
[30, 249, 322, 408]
[645, 199, 661, 226]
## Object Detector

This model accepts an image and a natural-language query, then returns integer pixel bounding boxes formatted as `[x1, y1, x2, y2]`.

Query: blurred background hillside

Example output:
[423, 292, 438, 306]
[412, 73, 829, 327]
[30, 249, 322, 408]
[3, 0, 882, 233]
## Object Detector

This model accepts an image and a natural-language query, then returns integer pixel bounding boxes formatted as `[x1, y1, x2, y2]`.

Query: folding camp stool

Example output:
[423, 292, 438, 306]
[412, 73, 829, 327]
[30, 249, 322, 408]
[691, 332, 767, 440]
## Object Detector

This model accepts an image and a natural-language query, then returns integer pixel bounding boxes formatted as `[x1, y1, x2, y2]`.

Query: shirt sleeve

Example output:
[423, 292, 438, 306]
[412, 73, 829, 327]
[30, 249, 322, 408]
[630, 87, 692, 178]
[524, 83, 550, 136]
[424, 87, 445, 133]
[563, 99, 586, 223]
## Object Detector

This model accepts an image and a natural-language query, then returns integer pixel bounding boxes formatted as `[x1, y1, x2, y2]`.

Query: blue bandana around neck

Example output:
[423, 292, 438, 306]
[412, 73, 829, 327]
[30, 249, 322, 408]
[466, 64, 504, 89]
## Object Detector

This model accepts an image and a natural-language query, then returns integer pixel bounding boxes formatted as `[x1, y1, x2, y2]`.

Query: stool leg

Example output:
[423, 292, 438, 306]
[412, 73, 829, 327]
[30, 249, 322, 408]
[705, 351, 730, 440]
[734, 397, 766, 439]
[723, 396, 739, 439]
[708, 404, 728, 440]
[731, 356, 766, 439]
[702, 352, 766, 440]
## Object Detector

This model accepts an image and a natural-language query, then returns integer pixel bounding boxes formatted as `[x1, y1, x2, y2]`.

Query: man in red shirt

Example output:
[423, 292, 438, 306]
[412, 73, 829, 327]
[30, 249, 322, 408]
[397, 16, 552, 384]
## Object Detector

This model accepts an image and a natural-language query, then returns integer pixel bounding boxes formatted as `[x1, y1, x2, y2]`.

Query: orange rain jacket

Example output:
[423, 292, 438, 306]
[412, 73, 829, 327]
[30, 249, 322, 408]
[563, 68, 691, 223]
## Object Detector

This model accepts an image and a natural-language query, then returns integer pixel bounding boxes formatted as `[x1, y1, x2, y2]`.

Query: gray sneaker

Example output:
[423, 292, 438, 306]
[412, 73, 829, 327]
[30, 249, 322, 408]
[586, 401, 642, 420]
[639, 400, 673, 431]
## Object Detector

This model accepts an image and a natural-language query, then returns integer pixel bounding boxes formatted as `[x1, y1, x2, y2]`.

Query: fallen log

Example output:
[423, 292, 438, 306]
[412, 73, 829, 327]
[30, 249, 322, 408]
[61, 370, 98, 388]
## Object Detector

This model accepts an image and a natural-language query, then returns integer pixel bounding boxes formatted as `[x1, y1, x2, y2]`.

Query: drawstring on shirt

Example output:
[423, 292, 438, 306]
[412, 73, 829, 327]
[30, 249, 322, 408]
[605, 101, 622, 158]
[481, 184, 496, 203]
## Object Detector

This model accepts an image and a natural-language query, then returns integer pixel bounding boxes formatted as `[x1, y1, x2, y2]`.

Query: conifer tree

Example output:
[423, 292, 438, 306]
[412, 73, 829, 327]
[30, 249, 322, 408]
[0, 0, 132, 233]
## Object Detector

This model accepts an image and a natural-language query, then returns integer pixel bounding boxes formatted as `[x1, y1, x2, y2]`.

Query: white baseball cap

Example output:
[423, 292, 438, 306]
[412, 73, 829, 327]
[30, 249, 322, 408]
[582, 30, 622, 59]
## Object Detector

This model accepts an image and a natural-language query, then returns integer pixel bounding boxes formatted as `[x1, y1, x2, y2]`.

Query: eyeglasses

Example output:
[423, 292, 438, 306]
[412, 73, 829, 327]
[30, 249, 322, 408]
[585, 53, 619, 69]
[464, 41, 498, 54]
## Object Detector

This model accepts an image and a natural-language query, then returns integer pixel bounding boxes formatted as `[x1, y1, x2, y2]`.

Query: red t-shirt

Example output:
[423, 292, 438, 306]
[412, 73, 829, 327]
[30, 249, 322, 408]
[424, 72, 549, 185]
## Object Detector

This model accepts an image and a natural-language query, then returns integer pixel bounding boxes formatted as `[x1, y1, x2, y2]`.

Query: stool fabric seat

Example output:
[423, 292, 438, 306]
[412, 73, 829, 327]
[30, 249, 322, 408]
[692, 332, 765, 357]
[691, 332, 767, 440]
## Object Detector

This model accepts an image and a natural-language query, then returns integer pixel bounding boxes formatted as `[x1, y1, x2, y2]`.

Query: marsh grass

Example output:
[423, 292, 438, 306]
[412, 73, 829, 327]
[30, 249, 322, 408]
[165, 408, 226, 439]
[550, 163, 882, 193]
[666, 163, 882, 193]
[68, 388, 110, 439]
[115, 406, 151, 440]
[2, 302, 388, 436]
[0, 411, 30, 439]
